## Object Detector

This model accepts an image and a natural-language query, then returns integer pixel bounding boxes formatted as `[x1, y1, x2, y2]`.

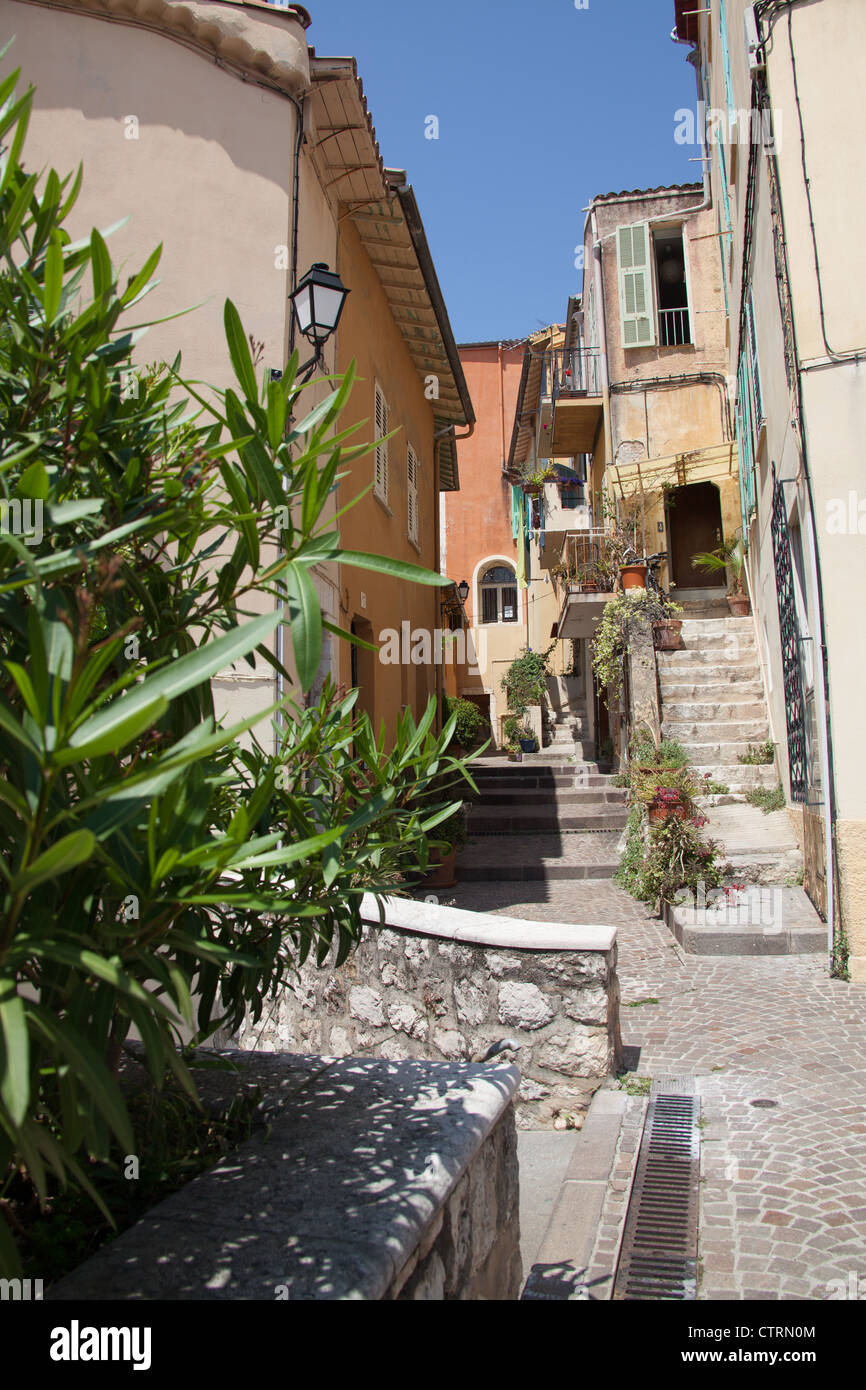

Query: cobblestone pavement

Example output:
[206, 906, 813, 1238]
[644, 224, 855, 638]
[449, 876, 866, 1301]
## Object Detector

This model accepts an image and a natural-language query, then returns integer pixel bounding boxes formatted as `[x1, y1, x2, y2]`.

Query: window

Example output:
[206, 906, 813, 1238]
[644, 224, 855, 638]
[616, 222, 655, 347]
[479, 565, 518, 624]
[653, 229, 692, 346]
[374, 383, 389, 503]
[407, 443, 419, 544]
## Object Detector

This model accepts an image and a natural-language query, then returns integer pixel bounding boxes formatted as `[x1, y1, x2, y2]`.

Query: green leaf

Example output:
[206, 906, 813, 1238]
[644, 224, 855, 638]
[26, 1003, 134, 1154]
[10, 830, 95, 894]
[338, 550, 448, 586]
[54, 694, 169, 765]
[42, 234, 63, 322]
[90, 227, 113, 299]
[0, 977, 29, 1127]
[285, 560, 322, 692]
[70, 611, 280, 748]
[224, 299, 258, 403]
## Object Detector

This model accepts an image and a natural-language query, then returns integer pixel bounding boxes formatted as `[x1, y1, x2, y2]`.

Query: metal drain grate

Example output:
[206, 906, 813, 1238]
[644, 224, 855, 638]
[613, 1093, 700, 1300]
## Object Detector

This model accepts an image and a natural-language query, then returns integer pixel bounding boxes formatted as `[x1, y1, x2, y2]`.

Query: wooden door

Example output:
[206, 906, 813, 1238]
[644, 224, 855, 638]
[668, 482, 724, 588]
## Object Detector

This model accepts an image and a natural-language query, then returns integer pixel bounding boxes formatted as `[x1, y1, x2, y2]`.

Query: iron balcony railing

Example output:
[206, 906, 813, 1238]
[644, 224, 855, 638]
[542, 347, 602, 402]
[658, 307, 692, 347]
[558, 530, 617, 593]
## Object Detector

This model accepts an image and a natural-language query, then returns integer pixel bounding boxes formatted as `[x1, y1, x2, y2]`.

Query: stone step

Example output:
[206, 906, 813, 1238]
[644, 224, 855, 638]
[678, 741, 777, 766]
[678, 615, 756, 635]
[690, 763, 780, 790]
[657, 652, 758, 672]
[473, 761, 610, 778]
[721, 849, 804, 885]
[467, 808, 629, 833]
[471, 788, 627, 807]
[457, 831, 622, 881]
[663, 719, 770, 742]
[662, 700, 768, 722]
[659, 679, 765, 700]
[664, 887, 824, 956]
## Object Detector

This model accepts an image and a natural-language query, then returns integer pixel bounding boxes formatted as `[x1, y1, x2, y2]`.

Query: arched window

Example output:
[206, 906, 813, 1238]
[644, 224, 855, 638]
[479, 564, 518, 624]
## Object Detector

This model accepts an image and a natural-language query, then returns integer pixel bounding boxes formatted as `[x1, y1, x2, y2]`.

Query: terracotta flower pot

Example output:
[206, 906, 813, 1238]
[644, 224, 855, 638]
[653, 619, 683, 651]
[423, 845, 457, 888]
[620, 563, 648, 591]
[727, 595, 751, 617]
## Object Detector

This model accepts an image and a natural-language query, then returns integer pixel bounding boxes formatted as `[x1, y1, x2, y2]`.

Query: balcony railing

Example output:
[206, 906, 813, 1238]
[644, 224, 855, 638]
[542, 347, 602, 401]
[658, 307, 692, 347]
[555, 530, 617, 593]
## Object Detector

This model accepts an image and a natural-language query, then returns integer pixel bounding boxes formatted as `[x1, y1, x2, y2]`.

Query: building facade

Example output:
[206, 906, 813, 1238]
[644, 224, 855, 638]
[675, 0, 866, 976]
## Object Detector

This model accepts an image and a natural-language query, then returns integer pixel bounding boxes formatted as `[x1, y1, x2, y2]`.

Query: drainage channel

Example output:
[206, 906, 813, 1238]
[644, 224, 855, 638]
[612, 1086, 701, 1301]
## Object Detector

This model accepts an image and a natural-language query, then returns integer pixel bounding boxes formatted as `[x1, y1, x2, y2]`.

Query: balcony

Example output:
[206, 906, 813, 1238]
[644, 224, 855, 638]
[537, 348, 604, 457]
[658, 307, 691, 347]
[551, 531, 616, 641]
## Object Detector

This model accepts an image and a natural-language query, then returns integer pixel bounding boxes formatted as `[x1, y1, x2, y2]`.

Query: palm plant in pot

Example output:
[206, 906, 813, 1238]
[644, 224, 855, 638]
[692, 533, 750, 615]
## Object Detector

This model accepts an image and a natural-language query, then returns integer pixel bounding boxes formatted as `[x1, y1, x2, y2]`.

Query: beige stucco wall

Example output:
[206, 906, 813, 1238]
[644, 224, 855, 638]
[5, 0, 351, 743]
[699, 0, 866, 973]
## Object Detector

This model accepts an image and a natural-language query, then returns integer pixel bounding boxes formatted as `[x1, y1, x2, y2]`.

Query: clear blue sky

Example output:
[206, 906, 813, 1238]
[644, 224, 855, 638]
[305, 0, 699, 343]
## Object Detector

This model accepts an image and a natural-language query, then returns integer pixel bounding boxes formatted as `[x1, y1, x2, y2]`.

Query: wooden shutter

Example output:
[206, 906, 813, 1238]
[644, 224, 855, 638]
[617, 223, 655, 348]
[407, 443, 419, 543]
[481, 586, 498, 624]
[374, 383, 389, 501]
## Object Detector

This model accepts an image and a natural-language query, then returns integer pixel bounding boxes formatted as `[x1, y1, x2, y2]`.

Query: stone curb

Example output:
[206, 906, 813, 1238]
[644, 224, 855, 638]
[361, 891, 617, 953]
[520, 1087, 630, 1300]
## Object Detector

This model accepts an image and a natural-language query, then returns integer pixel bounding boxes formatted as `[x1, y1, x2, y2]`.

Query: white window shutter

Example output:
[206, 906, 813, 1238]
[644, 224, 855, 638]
[374, 384, 389, 501]
[407, 444, 419, 543]
[617, 223, 656, 348]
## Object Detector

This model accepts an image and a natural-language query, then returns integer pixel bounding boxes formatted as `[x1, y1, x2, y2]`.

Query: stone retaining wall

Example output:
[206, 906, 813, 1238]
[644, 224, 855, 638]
[50, 1053, 521, 1302]
[236, 896, 621, 1128]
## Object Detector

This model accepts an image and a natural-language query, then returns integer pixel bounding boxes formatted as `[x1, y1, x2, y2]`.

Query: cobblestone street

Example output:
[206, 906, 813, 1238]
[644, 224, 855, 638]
[451, 876, 866, 1300]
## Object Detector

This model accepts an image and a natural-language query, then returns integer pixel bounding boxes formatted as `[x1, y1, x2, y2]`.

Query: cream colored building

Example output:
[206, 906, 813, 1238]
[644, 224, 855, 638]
[6, 0, 471, 750]
[675, 0, 866, 977]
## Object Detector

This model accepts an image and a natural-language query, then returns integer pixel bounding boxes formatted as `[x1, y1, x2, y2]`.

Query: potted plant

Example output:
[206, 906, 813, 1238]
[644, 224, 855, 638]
[423, 805, 467, 889]
[692, 533, 751, 616]
[506, 743, 522, 763]
[619, 559, 649, 591]
[518, 724, 537, 754]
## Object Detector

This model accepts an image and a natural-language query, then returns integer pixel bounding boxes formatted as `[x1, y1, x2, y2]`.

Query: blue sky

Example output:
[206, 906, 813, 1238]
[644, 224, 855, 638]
[305, 0, 699, 342]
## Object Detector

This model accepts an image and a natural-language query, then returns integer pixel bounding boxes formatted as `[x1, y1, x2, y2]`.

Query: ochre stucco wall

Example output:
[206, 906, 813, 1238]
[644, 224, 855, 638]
[335, 217, 443, 737]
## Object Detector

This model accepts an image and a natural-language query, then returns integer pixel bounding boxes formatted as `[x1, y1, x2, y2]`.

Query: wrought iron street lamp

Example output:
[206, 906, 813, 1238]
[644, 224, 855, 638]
[289, 262, 350, 380]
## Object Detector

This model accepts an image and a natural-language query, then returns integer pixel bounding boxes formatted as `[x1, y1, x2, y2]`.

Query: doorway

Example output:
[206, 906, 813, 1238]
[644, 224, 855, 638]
[667, 482, 724, 589]
[350, 616, 375, 724]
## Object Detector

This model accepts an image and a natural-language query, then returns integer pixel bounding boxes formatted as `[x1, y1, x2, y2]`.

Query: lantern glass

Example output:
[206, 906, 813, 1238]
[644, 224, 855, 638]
[290, 263, 349, 346]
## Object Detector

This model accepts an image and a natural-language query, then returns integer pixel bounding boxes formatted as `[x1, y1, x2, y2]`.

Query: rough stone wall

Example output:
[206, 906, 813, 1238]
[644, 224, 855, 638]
[388, 1105, 521, 1300]
[236, 924, 621, 1127]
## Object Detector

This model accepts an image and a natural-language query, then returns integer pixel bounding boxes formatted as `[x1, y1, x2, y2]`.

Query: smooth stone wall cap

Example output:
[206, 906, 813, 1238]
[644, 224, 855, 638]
[361, 892, 617, 954]
[49, 1053, 519, 1302]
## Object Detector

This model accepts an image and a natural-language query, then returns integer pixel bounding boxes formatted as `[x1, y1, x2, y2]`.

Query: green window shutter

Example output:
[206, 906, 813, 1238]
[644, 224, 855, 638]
[617, 222, 655, 348]
[737, 353, 756, 530]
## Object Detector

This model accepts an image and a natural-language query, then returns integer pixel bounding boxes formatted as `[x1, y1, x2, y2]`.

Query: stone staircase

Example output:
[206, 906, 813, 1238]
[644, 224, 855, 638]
[540, 675, 594, 762]
[460, 760, 628, 879]
[658, 615, 780, 798]
[658, 610, 811, 912]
